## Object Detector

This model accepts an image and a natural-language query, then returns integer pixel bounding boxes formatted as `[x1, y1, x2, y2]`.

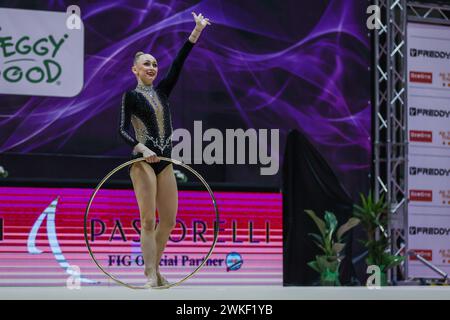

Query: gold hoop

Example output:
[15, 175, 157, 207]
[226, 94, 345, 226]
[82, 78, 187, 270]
[83, 157, 220, 289]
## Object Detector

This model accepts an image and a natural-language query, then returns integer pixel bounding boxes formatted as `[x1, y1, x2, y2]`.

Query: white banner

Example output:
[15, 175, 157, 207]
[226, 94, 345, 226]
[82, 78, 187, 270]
[408, 155, 450, 208]
[407, 214, 450, 279]
[407, 22, 450, 279]
[0, 8, 84, 97]
[408, 23, 450, 95]
[408, 95, 450, 156]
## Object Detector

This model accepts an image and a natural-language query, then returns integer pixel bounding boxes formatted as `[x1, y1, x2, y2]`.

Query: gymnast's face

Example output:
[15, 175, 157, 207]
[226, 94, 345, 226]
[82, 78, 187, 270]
[132, 53, 158, 85]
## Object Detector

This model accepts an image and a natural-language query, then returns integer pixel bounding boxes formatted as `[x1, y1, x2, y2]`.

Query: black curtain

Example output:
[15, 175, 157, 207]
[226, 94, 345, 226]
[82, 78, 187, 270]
[282, 129, 359, 285]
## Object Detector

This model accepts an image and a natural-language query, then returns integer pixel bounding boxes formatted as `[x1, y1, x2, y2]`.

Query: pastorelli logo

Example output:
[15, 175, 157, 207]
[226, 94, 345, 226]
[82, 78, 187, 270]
[0, 34, 67, 84]
[410, 107, 450, 118]
[409, 189, 432, 202]
[409, 130, 432, 142]
[409, 166, 450, 177]
[409, 226, 450, 236]
[90, 218, 270, 243]
[410, 48, 450, 59]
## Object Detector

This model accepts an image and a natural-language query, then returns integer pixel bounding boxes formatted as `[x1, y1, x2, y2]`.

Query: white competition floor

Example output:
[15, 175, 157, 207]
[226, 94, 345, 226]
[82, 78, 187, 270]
[1, 286, 450, 300]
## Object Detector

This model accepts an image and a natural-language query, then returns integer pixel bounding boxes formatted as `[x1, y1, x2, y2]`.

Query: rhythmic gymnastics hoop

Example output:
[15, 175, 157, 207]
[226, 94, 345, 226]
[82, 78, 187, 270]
[84, 157, 220, 289]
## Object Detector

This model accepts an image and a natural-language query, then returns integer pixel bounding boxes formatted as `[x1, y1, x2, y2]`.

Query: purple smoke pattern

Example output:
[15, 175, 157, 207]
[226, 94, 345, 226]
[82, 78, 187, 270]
[0, 0, 370, 192]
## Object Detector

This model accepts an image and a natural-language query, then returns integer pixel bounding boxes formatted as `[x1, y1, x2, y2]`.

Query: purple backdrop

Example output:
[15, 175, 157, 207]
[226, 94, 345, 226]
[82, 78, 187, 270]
[0, 0, 371, 197]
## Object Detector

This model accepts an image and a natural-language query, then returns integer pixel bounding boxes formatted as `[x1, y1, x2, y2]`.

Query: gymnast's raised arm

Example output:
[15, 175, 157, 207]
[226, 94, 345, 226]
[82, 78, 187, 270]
[156, 12, 211, 97]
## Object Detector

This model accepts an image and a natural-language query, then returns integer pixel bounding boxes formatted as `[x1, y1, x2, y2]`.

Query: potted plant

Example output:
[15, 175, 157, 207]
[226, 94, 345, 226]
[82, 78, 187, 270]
[353, 191, 404, 285]
[305, 210, 360, 286]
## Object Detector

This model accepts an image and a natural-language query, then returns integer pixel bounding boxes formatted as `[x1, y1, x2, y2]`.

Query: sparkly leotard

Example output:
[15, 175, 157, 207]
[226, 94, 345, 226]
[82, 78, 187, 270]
[119, 39, 194, 175]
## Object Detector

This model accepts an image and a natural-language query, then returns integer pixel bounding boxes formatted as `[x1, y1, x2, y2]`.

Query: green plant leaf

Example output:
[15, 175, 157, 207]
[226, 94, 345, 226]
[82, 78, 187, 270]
[305, 210, 326, 238]
[316, 255, 329, 269]
[324, 211, 338, 233]
[308, 261, 321, 273]
[313, 241, 327, 254]
[378, 192, 386, 205]
[360, 192, 368, 209]
[367, 191, 373, 209]
[324, 211, 337, 246]
[308, 233, 324, 245]
[332, 242, 346, 254]
[384, 255, 405, 269]
[337, 217, 360, 240]
[316, 255, 339, 271]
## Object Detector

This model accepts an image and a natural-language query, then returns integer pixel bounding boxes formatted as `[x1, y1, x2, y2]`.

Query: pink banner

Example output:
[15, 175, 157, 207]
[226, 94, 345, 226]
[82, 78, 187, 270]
[0, 186, 282, 287]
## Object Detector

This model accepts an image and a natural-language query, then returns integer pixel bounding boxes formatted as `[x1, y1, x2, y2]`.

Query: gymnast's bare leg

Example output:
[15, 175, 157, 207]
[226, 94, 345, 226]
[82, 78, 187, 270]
[130, 161, 159, 287]
[155, 164, 178, 286]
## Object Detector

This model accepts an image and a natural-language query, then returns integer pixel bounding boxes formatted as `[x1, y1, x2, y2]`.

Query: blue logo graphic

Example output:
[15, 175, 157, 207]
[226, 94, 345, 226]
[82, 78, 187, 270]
[27, 196, 97, 284]
[226, 252, 243, 271]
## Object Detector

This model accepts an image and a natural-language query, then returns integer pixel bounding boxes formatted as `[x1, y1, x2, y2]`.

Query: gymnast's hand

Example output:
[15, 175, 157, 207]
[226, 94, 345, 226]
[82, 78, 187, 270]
[191, 12, 211, 31]
[189, 12, 211, 43]
[143, 148, 160, 163]
[134, 143, 160, 163]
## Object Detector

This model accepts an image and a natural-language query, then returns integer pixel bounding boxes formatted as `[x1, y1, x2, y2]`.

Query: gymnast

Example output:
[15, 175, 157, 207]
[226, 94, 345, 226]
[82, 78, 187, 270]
[119, 12, 211, 287]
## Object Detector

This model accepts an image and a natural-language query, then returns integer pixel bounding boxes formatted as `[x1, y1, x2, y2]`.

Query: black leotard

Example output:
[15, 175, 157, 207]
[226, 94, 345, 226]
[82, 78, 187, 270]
[119, 39, 194, 175]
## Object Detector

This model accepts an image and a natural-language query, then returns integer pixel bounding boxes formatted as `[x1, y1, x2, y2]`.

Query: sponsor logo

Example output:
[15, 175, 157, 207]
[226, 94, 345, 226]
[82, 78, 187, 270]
[439, 249, 450, 263]
[439, 131, 450, 144]
[409, 249, 433, 261]
[409, 130, 432, 142]
[409, 190, 433, 202]
[410, 48, 450, 59]
[409, 107, 450, 118]
[90, 218, 271, 244]
[409, 226, 450, 236]
[438, 190, 450, 203]
[410, 71, 432, 83]
[226, 252, 243, 271]
[409, 166, 450, 176]
[0, 8, 84, 97]
[107, 254, 226, 268]
[28, 197, 96, 284]
[0, 34, 67, 84]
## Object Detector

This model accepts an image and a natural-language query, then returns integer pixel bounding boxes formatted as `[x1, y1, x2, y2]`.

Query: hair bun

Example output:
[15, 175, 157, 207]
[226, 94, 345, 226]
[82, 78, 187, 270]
[133, 51, 145, 65]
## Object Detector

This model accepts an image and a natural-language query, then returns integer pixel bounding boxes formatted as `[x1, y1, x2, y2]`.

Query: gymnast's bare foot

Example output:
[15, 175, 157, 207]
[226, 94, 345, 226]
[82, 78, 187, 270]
[144, 268, 158, 288]
[157, 270, 170, 287]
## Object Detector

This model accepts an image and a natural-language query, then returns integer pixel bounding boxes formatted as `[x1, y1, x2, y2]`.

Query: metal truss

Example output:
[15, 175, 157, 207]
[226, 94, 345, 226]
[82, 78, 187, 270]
[408, 1, 450, 25]
[373, 0, 408, 283]
[374, 0, 450, 283]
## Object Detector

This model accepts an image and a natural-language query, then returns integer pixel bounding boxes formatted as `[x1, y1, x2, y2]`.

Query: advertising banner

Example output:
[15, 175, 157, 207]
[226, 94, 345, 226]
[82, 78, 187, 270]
[0, 8, 84, 97]
[407, 22, 450, 278]
[0, 187, 282, 286]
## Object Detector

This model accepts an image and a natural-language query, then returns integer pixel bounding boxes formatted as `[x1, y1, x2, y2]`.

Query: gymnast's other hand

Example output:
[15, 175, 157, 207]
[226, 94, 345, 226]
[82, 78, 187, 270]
[143, 148, 160, 163]
[134, 143, 160, 163]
